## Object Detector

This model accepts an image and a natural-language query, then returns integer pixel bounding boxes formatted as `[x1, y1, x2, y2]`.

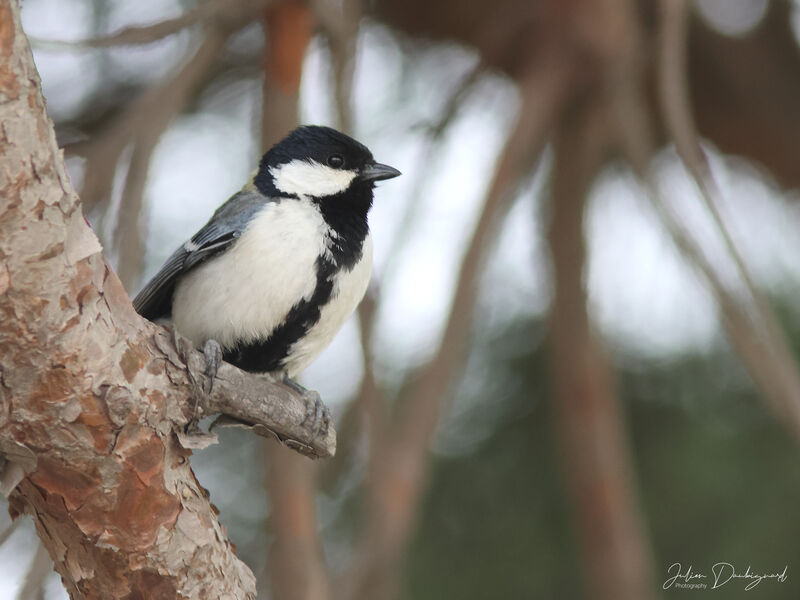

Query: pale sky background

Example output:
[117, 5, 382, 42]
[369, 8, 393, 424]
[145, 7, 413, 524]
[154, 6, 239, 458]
[7, 0, 800, 597]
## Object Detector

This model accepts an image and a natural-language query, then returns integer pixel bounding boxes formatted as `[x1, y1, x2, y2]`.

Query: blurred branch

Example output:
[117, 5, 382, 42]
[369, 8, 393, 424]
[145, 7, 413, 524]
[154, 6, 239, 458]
[74, 30, 231, 215]
[31, 0, 271, 49]
[0, 516, 22, 546]
[16, 541, 50, 600]
[320, 290, 385, 492]
[267, 444, 331, 600]
[83, 30, 230, 289]
[426, 60, 487, 138]
[394, 58, 566, 451]
[354, 292, 385, 452]
[549, 94, 657, 600]
[540, 4, 660, 600]
[380, 61, 486, 287]
[615, 80, 783, 413]
[337, 62, 488, 470]
[658, 0, 800, 431]
[261, 0, 313, 147]
[312, 0, 361, 133]
[339, 55, 570, 600]
[687, 0, 800, 190]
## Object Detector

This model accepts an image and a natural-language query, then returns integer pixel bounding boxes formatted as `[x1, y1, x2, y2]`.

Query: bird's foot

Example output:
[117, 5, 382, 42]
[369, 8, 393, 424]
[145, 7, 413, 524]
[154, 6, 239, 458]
[282, 374, 331, 439]
[184, 338, 223, 428]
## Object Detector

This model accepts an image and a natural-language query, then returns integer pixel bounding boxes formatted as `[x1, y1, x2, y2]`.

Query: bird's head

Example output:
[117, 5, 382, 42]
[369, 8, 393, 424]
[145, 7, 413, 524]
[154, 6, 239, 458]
[254, 126, 400, 207]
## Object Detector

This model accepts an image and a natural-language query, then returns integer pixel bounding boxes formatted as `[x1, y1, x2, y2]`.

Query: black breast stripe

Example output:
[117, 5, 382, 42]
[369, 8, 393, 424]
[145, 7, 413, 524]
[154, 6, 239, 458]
[222, 255, 337, 373]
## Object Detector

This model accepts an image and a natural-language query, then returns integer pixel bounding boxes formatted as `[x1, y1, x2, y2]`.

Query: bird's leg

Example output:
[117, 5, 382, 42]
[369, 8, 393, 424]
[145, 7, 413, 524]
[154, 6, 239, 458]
[202, 338, 223, 395]
[281, 373, 308, 395]
[282, 374, 331, 438]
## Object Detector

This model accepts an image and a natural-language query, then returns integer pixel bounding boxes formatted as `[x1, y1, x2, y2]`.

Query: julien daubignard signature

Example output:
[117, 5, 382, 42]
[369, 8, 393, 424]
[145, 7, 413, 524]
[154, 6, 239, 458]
[663, 562, 788, 591]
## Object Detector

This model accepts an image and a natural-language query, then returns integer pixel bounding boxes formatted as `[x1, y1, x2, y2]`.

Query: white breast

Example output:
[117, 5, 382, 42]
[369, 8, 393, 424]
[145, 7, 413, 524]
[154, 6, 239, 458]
[283, 235, 372, 377]
[172, 200, 328, 350]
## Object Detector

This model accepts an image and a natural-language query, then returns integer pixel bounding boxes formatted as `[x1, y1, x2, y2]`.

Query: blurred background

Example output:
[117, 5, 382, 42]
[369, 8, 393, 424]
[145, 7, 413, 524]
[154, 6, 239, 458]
[4, 0, 800, 598]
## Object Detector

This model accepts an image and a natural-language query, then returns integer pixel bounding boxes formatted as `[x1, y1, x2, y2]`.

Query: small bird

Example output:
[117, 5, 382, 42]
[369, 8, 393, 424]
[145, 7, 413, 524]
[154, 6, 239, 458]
[133, 125, 400, 415]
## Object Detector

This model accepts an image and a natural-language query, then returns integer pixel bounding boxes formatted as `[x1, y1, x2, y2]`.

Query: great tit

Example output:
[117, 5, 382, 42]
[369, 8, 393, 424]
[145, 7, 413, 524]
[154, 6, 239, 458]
[133, 125, 400, 392]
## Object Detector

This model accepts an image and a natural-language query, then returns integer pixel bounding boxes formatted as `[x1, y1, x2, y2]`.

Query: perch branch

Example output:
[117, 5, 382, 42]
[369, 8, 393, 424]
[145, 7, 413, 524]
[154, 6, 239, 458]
[151, 327, 337, 459]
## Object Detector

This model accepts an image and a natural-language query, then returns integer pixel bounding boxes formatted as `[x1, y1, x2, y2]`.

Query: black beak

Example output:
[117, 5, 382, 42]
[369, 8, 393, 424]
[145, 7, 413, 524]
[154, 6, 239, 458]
[359, 162, 401, 183]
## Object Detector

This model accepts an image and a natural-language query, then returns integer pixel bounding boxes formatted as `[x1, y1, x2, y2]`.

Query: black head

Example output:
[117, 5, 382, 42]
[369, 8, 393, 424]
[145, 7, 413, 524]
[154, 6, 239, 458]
[253, 125, 400, 203]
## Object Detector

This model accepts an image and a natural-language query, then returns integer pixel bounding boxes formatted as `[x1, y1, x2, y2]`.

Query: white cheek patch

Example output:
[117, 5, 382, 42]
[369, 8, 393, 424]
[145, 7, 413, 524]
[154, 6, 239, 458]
[270, 159, 357, 198]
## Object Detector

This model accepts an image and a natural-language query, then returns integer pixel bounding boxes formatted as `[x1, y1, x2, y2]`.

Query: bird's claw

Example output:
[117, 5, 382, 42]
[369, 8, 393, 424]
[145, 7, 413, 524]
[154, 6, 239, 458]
[202, 339, 223, 395]
[282, 374, 331, 440]
[304, 392, 331, 439]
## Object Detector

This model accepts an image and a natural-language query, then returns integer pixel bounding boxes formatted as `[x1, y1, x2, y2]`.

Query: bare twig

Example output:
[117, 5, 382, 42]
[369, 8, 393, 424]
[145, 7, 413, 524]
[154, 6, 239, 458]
[657, 0, 800, 431]
[147, 326, 337, 458]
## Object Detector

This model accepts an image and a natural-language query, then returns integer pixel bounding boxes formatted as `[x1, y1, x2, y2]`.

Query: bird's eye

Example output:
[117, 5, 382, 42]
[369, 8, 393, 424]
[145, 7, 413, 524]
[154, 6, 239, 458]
[327, 154, 345, 168]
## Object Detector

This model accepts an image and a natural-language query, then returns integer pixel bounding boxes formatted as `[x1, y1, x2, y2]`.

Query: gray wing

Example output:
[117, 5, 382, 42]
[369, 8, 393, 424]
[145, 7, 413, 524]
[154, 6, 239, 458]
[133, 188, 274, 321]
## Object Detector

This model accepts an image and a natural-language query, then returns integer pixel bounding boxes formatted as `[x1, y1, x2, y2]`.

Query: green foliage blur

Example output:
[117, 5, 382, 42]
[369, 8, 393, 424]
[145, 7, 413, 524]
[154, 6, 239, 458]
[404, 309, 800, 600]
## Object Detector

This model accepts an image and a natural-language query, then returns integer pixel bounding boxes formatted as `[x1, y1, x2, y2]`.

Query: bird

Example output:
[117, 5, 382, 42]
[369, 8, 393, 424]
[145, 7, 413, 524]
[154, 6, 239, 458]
[132, 125, 400, 425]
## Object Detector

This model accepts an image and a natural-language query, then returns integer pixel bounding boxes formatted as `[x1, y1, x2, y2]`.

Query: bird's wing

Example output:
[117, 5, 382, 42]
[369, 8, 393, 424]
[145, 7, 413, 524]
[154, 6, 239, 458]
[133, 188, 273, 320]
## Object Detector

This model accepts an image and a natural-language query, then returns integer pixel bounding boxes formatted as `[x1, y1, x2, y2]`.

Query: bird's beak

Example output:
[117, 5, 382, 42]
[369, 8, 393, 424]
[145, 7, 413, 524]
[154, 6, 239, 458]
[359, 162, 401, 183]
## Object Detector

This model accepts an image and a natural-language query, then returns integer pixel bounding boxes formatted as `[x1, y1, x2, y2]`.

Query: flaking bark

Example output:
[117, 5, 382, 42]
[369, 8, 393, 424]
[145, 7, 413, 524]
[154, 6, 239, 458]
[0, 1, 334, 597]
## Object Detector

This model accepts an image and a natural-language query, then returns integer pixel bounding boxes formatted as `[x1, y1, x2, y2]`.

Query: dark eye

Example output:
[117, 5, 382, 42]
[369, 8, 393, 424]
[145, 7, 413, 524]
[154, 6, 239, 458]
[327, 154, 345, 168]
